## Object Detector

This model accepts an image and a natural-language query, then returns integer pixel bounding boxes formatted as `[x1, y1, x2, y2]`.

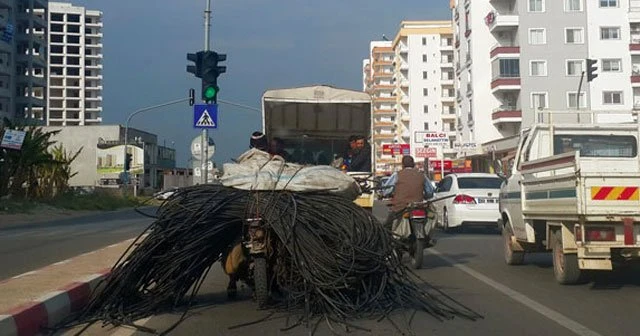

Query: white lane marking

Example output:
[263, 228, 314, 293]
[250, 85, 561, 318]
[52, 259, 71, 266]
[429, 248, 603, 336]
[12, 270, 38, 279]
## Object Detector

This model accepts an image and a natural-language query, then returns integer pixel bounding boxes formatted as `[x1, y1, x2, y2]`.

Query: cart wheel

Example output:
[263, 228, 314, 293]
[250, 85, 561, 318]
[253, 257, 269, 308]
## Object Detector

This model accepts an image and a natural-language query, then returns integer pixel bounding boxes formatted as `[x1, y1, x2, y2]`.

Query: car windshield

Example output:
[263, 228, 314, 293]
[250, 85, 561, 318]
[457, 177, 503, 189]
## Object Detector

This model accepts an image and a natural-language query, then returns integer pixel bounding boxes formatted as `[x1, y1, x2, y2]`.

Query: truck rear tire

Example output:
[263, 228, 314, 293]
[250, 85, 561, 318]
[552, 231, 582, 285]
[503, 221, 525, 265]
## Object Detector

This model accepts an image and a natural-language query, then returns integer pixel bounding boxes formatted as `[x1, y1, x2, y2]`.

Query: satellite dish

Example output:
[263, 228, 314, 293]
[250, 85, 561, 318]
[191, 135, 215, 160]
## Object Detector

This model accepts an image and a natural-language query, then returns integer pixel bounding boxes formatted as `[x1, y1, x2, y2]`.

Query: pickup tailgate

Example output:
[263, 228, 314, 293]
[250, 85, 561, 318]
[581, 174, 640, 216]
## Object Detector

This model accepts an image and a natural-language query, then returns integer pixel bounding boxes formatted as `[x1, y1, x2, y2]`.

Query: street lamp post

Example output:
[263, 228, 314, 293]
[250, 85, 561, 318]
[122, 97, 189, 184]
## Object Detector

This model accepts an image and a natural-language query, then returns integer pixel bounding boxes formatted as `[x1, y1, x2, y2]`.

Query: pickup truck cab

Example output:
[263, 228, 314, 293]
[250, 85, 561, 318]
[496, 111, 640, 284]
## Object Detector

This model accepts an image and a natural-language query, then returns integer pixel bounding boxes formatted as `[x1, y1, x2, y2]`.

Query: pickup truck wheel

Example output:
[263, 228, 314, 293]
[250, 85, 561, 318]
[503, 222, 525, 265]
[552, 231, 582, 285]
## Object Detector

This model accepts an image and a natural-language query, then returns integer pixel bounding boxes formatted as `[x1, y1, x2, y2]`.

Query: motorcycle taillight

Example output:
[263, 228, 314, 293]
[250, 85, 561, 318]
[411, 209, 426, 218]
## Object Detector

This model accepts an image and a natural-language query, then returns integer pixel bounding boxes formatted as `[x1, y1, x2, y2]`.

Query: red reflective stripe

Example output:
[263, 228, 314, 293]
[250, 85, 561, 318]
[623, 217, 635, 245]
[593, 186, 613, 200]
[619, 187, 638, 200]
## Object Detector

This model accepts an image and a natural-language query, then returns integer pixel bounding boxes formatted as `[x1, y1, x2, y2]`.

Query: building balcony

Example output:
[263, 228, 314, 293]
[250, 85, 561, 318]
[373, 84, 394, 91]
[400, 113, 410, 122]
[86, 107, 102, 112]
[86, 20, 104, 28]
[17, 12, 47, 29]
[630, 4, 640, 22]
[86, 32, 104, 38]
[398, 43, 409, 53]
[373, 121, 394, 128]
[441, 95, 456, 103]
[441, 78, 454, 86]
[491, 76, 521, 93]
[373, 72, 393, 78]
[440, 61, 454, 69]
[86, 85, 103, 90]
[373, 133, 395, 140]
[86, 53, 103, 58]
[373, 46, 393, 54]
[374, 96, 395, 102]
[373, 108, 395, 115]
[441, 112, 456, 120]
[400, 96, 409, 104]
[490, 44, 520, 58]
[86, 96, 103, 101]
[631, 36, 640, 53]
[492, 107, 522, 125]
[486, 11, 519, 34]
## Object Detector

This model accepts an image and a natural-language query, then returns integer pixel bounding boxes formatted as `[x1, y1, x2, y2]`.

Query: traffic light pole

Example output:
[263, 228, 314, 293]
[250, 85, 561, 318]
[202, 0, 212, 184]
[576, 70, 585, 122]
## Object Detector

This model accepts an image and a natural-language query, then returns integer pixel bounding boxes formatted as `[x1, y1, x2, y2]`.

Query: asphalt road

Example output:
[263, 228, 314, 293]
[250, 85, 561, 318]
[0, 207, 156, 280]
[64, 202, 640, 336]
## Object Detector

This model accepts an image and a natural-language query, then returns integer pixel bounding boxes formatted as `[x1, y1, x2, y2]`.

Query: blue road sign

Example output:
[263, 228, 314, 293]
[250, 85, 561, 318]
[193, 104, 218, 129]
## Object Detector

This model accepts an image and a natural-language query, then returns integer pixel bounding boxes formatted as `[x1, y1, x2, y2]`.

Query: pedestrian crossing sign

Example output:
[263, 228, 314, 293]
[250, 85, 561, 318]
[193, 104, 218, 129]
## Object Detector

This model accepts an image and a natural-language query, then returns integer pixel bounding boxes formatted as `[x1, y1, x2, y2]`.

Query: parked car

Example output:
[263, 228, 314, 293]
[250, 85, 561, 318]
[154, 187, 179, 200]
[432, 173, 503, 232]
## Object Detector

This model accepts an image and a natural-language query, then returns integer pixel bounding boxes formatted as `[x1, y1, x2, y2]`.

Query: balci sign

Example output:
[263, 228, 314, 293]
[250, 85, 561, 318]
[415, 131, 448, 145]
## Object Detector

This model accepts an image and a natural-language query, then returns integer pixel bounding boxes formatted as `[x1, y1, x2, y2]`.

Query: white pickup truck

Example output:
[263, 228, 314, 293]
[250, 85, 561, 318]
[496, 111, 640, 284]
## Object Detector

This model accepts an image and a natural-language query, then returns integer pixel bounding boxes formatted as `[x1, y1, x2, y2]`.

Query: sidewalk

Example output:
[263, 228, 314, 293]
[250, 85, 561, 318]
[0, 238, 139, 336]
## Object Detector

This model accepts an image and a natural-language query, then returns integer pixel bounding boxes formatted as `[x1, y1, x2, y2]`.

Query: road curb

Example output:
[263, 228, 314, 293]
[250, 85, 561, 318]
[0, 268, 112, 336]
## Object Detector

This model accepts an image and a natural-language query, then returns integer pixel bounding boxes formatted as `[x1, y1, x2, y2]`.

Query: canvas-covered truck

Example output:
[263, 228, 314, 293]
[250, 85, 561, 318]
[495, 110, 640, 284]
[261, 85, 374, 208]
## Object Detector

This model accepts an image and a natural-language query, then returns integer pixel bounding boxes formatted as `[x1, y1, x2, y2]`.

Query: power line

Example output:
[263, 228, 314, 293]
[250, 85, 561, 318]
[217, 99, 261, 112]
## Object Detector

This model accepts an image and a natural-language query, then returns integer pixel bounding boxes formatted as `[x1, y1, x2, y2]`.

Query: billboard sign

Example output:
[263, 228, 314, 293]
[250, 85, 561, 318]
[415, 131, 449, 145]
[415, 147, 437, 158]
[382, 144, 410, 156]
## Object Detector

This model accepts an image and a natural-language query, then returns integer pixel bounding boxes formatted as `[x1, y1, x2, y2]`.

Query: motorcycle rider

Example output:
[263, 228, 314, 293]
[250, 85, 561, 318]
[382, 155, 436, 234]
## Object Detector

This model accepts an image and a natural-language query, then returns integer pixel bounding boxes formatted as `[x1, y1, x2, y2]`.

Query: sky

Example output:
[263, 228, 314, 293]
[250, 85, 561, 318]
[71, 0, 451, 166]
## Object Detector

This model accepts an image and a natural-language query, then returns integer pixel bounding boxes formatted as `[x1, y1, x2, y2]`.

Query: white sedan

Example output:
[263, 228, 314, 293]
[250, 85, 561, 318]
[432, 173, 503, 232]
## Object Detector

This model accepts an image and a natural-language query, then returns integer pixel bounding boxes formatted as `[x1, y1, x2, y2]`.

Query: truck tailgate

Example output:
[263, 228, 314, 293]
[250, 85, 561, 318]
[581, 173, 640, 216]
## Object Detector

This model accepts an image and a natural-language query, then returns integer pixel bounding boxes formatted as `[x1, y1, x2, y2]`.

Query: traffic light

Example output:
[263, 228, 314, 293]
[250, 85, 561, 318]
[186, 51, 204, 78]
[124, 153, 132, 171]
[201, 51, 226, 103]
[586, 58, 598, 82]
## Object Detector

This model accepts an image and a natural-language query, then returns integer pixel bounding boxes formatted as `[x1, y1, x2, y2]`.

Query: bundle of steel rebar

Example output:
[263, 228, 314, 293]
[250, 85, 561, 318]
[59, 184, 481, 335]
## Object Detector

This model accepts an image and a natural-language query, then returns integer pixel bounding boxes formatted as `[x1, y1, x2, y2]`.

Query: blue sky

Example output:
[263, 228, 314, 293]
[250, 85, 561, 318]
[71, 0, 451, 166]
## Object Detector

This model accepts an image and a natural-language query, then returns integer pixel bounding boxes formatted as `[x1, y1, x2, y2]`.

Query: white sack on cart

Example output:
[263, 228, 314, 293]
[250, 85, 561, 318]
[221, 149, 361, 200]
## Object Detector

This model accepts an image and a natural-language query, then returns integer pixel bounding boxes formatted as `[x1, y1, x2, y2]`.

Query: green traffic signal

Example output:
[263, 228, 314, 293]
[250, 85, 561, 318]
[204, 85, 217, 100]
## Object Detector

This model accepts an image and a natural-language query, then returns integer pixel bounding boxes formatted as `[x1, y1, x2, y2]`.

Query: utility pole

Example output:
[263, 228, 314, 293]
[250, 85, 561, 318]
[202, 0, 212, 184]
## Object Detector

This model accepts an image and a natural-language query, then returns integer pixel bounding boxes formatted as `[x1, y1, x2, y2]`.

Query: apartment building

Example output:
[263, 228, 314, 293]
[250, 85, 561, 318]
[0, 0, 48, 123]
[364, 40, 396, 175]
[41, 2, 102, 126]
[392, 21, 456, 163]
[453, 0, 638, 164]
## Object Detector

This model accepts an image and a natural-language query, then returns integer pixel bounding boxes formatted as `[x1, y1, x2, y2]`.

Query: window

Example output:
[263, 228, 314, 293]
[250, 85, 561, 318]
[422, 37, 427, 45]
[565, 28, 584, 44]
[457, 177, 504, 189]
[529, 0, 544, 12]
[68, 14, 80, 22]
[67, 68, 80, 76]
[530, 60, 547, 76]
[51, 24, 63, 32]
[600, 0, 618, 7]
[531, 92, 548, 109]
[424, 122, 429, 130]
[529, 28, 546, 44]
[423, 105, 429, 113]
[68, 35, 80, 44]
[67, 46, 80, 54]
[554, 135, 636, 158]
[51, 13, 64, 21]
[600, 27, 621, 40]
[422, 54, 427, 62]
[51, 34, 63, 43]
[67, 25, 80, 33]
[566, 60, 584, 76]
[602, 59, 622, 72]
[423, 71, 428, 79]
[567, 92, 587, 108]
[499, 59, 520, 78]
[50, 45, 63, 54]
[565, 0, 582, 11]
[603, 91, 623, 104]
[423, 88, 428, 96]
[50, 56, 63, 64]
